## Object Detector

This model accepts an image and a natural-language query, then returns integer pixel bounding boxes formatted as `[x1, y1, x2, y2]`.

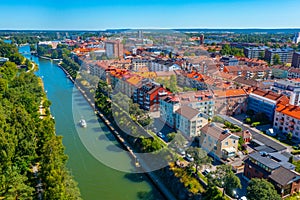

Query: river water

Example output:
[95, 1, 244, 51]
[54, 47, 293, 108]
[19, 45, 164, 200]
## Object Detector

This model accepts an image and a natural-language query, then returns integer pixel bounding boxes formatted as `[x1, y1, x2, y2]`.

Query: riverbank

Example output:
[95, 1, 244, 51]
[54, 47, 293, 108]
[57, 63, 176, 200]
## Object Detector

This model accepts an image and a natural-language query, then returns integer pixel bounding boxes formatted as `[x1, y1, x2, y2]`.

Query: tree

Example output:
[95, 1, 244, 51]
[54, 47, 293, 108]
[51, 50, 58, 59]
[166, 132, 176, 142]
[202, 185, 227, 200]
[246, 178, 281, 200]
[209, 165, 241, 196]
[186, 147, 212, 174]
[287, 132, 293, 142]
[259, 51, 265, 60]
[273, 54, 281, 65]
[245, 118, 251, 124]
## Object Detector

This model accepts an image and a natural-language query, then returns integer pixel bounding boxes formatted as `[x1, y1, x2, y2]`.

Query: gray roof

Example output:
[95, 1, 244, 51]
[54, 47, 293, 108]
[249, 152, 281, 170]
[175, 105, 200, 120]
[248, 151, 295, 171]
[269, 167, 300, 186]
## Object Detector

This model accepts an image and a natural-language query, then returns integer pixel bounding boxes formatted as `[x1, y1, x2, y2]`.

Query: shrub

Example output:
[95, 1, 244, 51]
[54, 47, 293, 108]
[251, 122, 260, 127]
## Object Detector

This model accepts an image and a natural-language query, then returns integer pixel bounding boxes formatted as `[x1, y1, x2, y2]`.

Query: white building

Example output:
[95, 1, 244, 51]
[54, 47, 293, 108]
[175, 106, 208, 137]
[149, 60, 181, 72]
[273, 102, 300, 139]
[271, 80, 300, 106]
[293, 32, 300, 44]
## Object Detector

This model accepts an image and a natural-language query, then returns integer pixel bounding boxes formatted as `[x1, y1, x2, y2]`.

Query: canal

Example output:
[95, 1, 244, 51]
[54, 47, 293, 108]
[19, 45, 164, 200]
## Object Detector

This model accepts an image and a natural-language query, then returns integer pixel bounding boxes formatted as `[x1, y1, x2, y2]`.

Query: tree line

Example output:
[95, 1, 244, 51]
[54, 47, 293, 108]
[0, 42, 81, 199]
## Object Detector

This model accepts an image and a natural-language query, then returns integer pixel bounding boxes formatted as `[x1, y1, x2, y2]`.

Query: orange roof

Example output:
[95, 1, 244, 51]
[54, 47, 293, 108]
[276, 103, 300, 120]
[126, 75, 143, 86]
[214, 89, 247, 98]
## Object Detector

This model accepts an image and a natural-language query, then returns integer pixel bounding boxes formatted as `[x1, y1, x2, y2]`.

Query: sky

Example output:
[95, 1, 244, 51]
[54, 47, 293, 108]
[1, 0, 300, 30]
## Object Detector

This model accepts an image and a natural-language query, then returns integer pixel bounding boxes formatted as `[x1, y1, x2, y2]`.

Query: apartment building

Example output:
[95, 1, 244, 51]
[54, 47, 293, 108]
[273, 101, 300, 139]
[175, 106, 208, 137]
[133, 80, 170, 111]
[149, 59, 181, 72]
[292, 52, 300, 68]
[265, 48, 294, 65]
[271, 80, 300, 106]
[105, 40, 124, 59]
[248, 88, 284, 120]
[244, 46, 268, 59]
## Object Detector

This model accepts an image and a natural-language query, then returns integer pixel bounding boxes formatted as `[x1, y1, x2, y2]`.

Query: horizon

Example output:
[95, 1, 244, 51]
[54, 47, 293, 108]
[1, 0, 300, 30]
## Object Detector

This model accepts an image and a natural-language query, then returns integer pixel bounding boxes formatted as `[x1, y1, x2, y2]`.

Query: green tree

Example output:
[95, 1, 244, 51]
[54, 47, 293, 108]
[209, 165, 241, 196]
[186, 147, 212, 174]
[51, 50, 58, 59]
[246, 178, 281, 200]
[273, 54, 281, 65]
[287, 132, 293, 142]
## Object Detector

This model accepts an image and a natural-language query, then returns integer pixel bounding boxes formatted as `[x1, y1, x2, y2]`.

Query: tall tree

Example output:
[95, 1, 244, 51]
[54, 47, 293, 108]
[246, 178, 281, 200]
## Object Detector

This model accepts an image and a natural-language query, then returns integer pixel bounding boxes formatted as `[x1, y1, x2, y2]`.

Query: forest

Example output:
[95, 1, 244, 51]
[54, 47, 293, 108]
[0, 41, 81, 199]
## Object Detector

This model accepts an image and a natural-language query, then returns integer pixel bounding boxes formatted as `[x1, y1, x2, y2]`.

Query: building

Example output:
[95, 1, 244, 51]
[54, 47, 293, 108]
[244, 46, 268, 59]
[293, 32, 300, 44]
[269, 167, 300, 198]
[137, 30, 143, 39]
[132, 59, 151, 71]
[292, 52, 300, 68]
[159, 91, 214, 128]
[175, 106, 208, 137]
[271, 80, 300, 106]
[213, 89, 248, 116]
[265, 48, 294, 65]
[248, 88, 284, 120]
[220, 56, 239, 66]
[199, 34, 205, 45]
[288, 68, 300, 79]
[133, 80, 170, 111]
[198, 123, 239, 161]
[105, 40, 124, 59]
[175, 70, 208, 90]
[149, 59, 181, 72]
[273, 101, 300, 139]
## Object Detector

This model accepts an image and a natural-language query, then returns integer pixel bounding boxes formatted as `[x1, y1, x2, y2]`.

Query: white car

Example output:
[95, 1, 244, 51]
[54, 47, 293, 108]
[203, 169, 211, 176]
[185, 154, 194, 162]
[157, 132, 165, 138]
[177, 148, 186, 156]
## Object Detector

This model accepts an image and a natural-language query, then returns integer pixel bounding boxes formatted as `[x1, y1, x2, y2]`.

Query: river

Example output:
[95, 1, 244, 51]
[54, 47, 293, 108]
[19, 45, 164, 200]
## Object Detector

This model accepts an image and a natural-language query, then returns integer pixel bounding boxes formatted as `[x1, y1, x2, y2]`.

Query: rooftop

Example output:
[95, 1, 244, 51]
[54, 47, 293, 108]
[201, 123, 239, 141]
[276, 102, 300, 120]
[269, 167, 300, 186]
[175, 105, 200, 120]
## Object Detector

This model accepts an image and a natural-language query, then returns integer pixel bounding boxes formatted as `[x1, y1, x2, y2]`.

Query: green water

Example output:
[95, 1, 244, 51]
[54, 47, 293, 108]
[19, 46, 164, 200]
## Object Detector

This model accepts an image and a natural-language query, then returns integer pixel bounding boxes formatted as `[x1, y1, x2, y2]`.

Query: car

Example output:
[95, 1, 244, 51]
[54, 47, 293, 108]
[157, 132, 165, 138]
[185, 154, 194, 162]
[239, 196, 247, 200]
[177, 148, 186, 156]
[203, 169, 211, 176]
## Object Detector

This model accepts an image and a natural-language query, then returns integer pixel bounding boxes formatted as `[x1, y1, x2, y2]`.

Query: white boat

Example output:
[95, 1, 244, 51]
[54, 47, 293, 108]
[79, 119, 87, 128]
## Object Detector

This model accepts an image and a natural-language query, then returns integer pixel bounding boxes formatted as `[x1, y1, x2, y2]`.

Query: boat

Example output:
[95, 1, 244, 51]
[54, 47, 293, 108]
[79, 119, 87, 128]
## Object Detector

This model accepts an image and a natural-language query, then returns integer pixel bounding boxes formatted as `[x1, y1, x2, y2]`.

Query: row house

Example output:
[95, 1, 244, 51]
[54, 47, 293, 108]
[273, 100, 300, 139]
[213, 89, 248, 116]
[244, 151, 300, 198]
[248, 88, 285, 120]
[133, 80, 170, 111]
[198, 123, 239, 161]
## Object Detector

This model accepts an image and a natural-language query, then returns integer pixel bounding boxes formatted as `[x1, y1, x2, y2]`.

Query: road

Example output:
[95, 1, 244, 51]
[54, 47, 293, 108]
[217, 114, 288, 152]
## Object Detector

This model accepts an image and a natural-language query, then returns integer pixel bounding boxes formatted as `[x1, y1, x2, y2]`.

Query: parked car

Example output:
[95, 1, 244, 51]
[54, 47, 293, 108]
[157, 132, 165, 139]
[203, 169, 211, 176]
[177, 148, 186, 156]
[185, 154, 194, 162]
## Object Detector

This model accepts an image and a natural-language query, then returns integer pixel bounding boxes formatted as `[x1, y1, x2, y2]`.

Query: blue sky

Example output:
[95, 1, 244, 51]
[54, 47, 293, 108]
[1, 0, 300, 30]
